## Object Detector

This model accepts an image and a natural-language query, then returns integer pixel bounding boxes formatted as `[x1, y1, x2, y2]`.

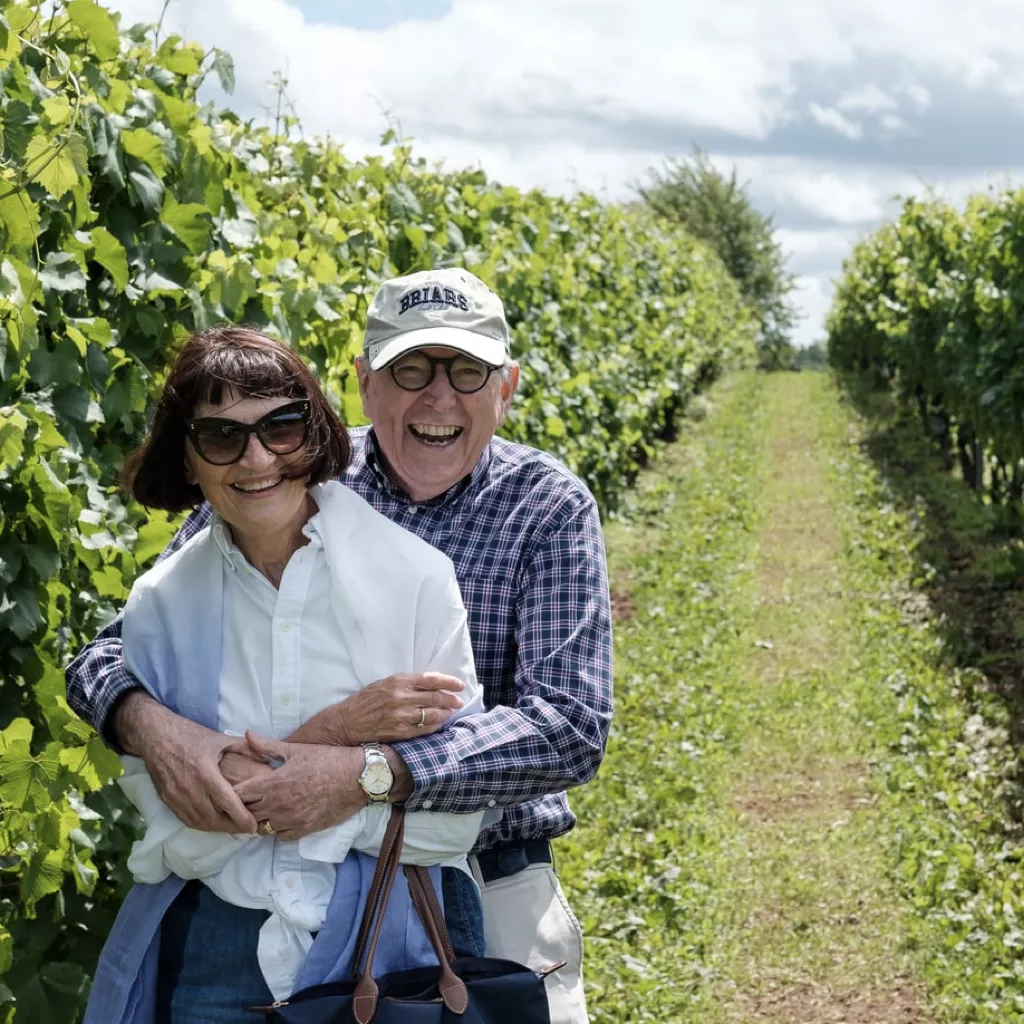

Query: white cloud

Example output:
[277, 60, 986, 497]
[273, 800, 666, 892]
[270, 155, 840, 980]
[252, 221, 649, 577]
[896, 78, 932, 109]
[879, 113, 906, 133]
[808, 103, 863, 140]
[104, 0, 1024, 348]
[790, 275, 836, 348]
[837, 83, 898, 114]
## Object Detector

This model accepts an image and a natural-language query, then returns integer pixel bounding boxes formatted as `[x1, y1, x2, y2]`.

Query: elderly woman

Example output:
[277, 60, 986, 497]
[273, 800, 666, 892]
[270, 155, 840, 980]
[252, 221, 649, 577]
[84, 326, 485, 1024]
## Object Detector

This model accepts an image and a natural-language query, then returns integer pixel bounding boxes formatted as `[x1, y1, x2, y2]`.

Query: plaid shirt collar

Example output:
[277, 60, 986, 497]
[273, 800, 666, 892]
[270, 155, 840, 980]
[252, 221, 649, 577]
[360, 429, 494, 508]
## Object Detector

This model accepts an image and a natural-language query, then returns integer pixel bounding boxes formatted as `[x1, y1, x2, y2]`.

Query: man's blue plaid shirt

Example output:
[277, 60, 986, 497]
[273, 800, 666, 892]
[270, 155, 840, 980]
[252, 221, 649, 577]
[66, 428, 613, 852]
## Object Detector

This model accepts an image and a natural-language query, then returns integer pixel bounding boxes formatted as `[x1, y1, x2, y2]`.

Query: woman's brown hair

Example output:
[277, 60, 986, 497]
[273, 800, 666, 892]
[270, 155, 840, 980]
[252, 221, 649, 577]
[123, 326, 350, 512]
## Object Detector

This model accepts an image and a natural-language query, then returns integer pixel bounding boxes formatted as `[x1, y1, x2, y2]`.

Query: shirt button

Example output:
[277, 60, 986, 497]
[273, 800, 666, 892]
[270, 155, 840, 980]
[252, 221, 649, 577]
[279, 694, 292, 706]
[487, 800, 496, 808]
[280, 622, 291, 633]
[285, 877, 296, 889]
[422, 800, 433, 810]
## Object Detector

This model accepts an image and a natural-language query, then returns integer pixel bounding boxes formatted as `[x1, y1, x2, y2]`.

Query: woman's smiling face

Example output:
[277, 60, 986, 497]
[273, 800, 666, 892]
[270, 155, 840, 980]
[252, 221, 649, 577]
[185, 390, 314, 546]
[356, 347, 519, 502]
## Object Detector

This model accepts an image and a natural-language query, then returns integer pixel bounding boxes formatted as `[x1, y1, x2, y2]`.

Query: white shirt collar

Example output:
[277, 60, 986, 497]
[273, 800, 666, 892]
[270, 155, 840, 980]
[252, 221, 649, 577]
[210, 507, 324, 572]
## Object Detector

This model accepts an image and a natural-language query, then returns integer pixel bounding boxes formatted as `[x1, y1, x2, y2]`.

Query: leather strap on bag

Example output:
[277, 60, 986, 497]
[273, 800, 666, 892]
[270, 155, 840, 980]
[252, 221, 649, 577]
[350, 807, 469, 1022]
[404, 864, 454, 963]
[352, 809, 407, 1023]
[351, 805, 407, 982]
[404, 865, 468, 1013]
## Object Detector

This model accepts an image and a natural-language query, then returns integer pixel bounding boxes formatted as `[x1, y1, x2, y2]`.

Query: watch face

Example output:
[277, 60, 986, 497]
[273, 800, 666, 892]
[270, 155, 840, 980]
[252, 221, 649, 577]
[363, 761, 392, 796]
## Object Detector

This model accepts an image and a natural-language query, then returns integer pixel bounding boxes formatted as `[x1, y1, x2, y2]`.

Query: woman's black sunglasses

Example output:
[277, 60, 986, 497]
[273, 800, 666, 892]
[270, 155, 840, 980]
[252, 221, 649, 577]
[186, 400, 311, 466]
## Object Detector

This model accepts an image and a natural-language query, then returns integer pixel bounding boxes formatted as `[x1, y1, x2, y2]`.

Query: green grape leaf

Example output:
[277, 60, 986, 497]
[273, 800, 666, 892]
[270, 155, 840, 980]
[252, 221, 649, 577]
[0, 406, 27, 471]
[0, 739, 58, 809]
[162, 199, 212, 254]
[212, 48, 235, 93]
[66, 0, 120, 60]
[0, 191, 40, 252]
[128, 166, 165, 215]
[90, 226, 129, 291]
[38, 252, 87, 295]
[0, 718, 32, 752]
[135, 515, 180, 564]
[24, 134, 80, 200]
[41, 95, 72, 129]
[1, 100, 34, 164]
[158, 44, 201, 77]
[19, 850, 65, 909]
[0, 586, 44, 641]
[121, 127, 168, 177]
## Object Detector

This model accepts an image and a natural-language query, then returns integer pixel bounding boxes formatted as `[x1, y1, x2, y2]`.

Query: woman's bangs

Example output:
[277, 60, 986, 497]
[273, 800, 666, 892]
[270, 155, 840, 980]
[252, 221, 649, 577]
[193, 345, 304, 408]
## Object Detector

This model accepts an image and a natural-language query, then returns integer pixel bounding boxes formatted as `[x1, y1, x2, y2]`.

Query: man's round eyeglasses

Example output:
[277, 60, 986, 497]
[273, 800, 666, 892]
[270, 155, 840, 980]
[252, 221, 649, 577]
[186, 400, 311, 466]
[388, 352, 497, 394]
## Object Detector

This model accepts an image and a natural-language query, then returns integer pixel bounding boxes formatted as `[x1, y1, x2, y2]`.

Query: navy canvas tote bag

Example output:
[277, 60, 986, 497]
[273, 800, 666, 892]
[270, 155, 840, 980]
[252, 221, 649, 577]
[250, 807, 559, 1024]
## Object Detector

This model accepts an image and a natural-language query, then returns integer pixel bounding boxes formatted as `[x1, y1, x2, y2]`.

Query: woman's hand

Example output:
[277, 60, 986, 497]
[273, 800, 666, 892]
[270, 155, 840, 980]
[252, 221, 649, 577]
[289, 673, 466, 746]
[220, 749, 274, 787]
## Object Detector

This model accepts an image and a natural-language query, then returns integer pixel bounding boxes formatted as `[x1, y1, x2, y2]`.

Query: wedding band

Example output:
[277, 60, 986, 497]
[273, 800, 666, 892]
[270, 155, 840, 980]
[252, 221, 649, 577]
[417, 707, 427, 729]
[261, 820, 276, 835]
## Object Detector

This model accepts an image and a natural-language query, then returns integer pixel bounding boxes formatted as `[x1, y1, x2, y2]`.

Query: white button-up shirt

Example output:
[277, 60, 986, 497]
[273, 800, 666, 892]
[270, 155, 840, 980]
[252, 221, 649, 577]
[120, 509, 483, 999]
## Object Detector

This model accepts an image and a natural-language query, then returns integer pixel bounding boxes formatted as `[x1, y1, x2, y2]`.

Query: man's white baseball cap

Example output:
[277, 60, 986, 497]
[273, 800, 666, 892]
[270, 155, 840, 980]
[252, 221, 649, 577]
[363, 268, 511, 371]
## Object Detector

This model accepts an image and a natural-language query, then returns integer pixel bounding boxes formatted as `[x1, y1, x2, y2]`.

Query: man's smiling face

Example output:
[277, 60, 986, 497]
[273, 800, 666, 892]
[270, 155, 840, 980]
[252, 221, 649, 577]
[356, 346, 519, 502]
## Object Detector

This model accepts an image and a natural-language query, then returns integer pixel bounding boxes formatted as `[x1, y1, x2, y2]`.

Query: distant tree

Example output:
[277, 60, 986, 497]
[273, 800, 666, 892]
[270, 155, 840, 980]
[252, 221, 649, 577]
[637, 148, 797, 369]
[794, 342, 829, 371]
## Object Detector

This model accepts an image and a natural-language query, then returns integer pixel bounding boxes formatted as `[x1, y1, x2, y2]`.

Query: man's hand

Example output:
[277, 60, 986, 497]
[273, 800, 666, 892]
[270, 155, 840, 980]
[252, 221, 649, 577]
[232, 732, 368, 841]
[288, 673, 465, 746]
[115, 691, 258, 834]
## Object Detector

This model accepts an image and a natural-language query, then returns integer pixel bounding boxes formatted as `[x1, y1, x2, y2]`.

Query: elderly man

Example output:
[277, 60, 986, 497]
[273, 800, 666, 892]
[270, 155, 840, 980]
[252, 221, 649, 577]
[66, 267, 613, 1023]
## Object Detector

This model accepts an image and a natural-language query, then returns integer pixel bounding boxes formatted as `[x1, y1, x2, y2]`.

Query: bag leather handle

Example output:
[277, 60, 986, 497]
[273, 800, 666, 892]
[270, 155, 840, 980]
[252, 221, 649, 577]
[404, 865, 468, 1013]
[404, 864, 454, 963]
[350, 806, 470, 1020]
[351, 805, 407, 981]
[352, 807, 407, 1024]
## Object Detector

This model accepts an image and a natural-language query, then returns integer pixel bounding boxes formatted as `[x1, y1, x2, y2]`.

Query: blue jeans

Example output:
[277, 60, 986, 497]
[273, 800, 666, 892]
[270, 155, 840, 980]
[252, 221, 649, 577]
[155, 882, 273, 1024]
[156, 870, 485, 1023]
[441, 866, 486, 958]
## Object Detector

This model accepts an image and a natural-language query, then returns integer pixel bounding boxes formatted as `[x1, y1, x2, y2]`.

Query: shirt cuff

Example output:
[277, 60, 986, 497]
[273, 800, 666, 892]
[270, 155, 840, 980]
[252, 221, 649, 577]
[391, 729, 464, 812]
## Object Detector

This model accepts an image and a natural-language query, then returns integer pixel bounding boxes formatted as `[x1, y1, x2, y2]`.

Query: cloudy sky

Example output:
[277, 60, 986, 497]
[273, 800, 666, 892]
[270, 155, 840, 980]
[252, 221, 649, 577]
[107, 0, 1024, 347]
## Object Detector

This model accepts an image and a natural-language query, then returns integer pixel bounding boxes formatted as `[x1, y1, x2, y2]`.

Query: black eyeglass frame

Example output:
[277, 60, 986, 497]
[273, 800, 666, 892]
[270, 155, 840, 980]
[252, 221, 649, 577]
[185, 399, 312, 466]
[387, 352, 498, 394]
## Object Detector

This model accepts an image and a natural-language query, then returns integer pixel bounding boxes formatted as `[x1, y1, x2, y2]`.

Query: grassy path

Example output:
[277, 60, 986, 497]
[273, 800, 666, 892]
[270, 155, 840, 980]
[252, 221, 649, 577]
[706, 373, 927, 1022]
[558, 370, 964, 1022]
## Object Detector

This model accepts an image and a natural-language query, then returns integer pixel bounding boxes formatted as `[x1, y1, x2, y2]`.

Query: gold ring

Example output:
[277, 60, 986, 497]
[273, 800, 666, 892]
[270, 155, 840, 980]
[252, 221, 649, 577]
[261, 819, 276, 835]
[418, 707, 427, 729]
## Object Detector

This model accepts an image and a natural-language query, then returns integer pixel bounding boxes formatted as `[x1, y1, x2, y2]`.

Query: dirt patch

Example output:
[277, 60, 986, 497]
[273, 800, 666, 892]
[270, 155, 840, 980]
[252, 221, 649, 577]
[733, 978, 925, 1023]
[736, 763, 873, 824]
[610, 586, 637, 622]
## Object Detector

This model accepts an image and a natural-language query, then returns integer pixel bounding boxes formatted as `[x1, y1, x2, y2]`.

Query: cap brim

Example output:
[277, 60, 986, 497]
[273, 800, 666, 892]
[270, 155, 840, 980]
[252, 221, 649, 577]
[367, 327, 507, 371]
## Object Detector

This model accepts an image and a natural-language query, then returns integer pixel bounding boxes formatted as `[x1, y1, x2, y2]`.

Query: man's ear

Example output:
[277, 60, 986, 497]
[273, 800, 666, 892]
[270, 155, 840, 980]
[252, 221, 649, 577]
[496, 363, 520, 427]
[354, 356, 373, 416]
[500, 363, 520, 409]
[355, 356, 370, 397]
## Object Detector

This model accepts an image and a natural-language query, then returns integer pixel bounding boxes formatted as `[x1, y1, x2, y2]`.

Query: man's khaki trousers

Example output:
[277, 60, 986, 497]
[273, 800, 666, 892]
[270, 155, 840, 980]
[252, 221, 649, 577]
[469, 858, 588, 1024]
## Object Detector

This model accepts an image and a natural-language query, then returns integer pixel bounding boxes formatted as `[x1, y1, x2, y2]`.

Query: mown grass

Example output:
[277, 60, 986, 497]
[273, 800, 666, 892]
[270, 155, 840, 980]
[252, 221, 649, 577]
[558, 372, 768, 1022]
[559, 369, 1024, 1023]
[828, 381, 1024, 1021]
